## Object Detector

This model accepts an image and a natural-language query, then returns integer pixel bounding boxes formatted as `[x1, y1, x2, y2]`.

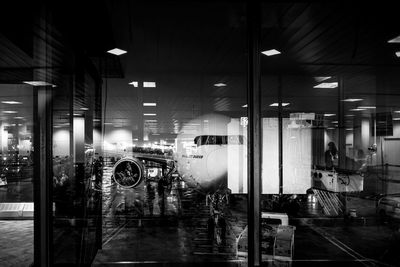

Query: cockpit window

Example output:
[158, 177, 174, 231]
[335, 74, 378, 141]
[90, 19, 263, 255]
[194, 135, 244, 146]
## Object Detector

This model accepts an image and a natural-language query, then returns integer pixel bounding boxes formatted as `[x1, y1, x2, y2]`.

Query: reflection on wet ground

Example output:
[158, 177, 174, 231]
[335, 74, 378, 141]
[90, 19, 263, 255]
[94, 164, 400, 266]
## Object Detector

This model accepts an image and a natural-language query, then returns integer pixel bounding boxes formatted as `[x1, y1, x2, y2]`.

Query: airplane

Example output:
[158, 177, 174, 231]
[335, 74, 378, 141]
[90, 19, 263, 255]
[111, 113, 246, 196]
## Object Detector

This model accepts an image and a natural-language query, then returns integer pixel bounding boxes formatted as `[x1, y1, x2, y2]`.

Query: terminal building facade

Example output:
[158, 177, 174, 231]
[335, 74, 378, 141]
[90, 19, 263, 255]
[1, 1, 400, 266]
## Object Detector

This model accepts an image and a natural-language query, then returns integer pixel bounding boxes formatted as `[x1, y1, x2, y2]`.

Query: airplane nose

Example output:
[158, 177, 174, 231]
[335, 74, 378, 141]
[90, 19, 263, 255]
[206, 147, 227, 182]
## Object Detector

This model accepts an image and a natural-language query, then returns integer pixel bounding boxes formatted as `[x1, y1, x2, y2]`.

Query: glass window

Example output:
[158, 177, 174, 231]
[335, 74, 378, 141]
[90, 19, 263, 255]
[260, 3, 400, 266]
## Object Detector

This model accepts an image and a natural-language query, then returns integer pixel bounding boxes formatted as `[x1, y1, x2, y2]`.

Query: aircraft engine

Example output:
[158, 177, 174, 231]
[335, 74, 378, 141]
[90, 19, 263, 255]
[112, 157, 144, 188]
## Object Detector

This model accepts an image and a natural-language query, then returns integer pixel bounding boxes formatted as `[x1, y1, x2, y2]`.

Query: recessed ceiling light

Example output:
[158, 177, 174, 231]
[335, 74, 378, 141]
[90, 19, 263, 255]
[144, 113, 156, 116]
[350, 108, 366, 111]
[107, 48, 127, 55]
[324, 113, 336, 117]
[269, 103, 290, 107]
[388, 35, 400, 43]
[3, 111, 17, 114]
[23, 81, 54, 86]
[357, 106, 376, 109]
[314, 77, 331, 82]
[261, 49, 281, 56]
[2, 101, 22, 104]
[313, 82, 338, 88]
[396, 51, 400, 58]
[129, 81, 138, 87]
[242, 104, 248, 108]
[341, 98, 363, 102]
[143, 82, 156, 88]
[214, 83, 227, 87]
[143, 103, 157, 106]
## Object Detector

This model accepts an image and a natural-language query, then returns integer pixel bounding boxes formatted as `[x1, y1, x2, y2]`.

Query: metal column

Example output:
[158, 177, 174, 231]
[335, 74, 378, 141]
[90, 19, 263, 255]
[33, 86, 53, 267]
[247, 0, 262, 265]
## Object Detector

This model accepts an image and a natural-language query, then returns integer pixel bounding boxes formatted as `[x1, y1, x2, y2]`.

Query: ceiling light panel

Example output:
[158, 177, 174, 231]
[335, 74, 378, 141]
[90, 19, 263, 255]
[129, 81, 138, 87]
[269, 103, 290, 107]
[2, 101, 22, 104]
[23, 81, 54, 86]
[313, 82, 338, 88]
[107, 48, 127, 55]
[214, 83, 227, 87]
[342, 98, 363, 102]
[314, 76, 331, 82]
[143, 82, 156, 88]
[261, 49, 281, 56]
[143, 103, 157, 106]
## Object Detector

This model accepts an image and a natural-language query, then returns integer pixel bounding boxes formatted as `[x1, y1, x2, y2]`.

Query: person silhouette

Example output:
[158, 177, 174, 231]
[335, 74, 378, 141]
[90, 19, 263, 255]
[325, 141, 338, 170]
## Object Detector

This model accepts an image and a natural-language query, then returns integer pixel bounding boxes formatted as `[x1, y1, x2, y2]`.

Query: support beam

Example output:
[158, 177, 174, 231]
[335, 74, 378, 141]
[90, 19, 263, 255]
[247, 0, 262, 265]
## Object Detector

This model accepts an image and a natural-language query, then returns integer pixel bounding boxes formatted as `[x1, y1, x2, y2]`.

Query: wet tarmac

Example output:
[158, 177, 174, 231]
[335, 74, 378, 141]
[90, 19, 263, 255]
[93, 165, 400, 266]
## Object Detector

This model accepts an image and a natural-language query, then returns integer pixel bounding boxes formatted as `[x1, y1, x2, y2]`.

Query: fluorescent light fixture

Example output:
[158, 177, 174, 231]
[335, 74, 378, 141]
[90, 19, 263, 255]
[107, 48, 127, 55]
[388, 35, 400, 43]
[313, 82, 338, 88]
[23, 81, 54, 86]
[396, 51, 400, 58]
[341, 98, 363, 102]
[242, 104, 248, 108]
[394, 111, 400, 113]
[80, 107, 89, 111]
[145, 119, 157, 122]
[324, 113, 336, 117]
[144, 113, 156, 116]
[104, 122, 113, 125]
[269, 103, 290, 107]
[314, 76, 331, 82]
[350, 108, 366, 111]
[393, 118, 400, 121]
[214, 83, 227, 87]
[261, 49, 281, 56]
[93, 119, 101, 122]
[345, 128, 353, 131]
[129, 81, 138, 87]
[143, 103, 157, 106]
[326, 127, 336, 130]
[3, 111, 17, 114]
[14, 117, 24, 119]
[133, 138, 139, 141]
[332, 121, 338, 123]
[1, 101, 22, 104]
[143, 81, 156, 88]
[357, 106, 376, 109]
